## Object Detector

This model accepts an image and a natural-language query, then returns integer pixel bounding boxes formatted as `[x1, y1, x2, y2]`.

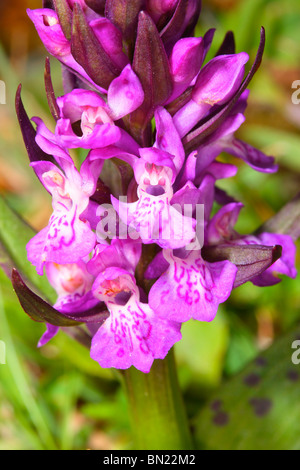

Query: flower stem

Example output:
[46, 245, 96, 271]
[123, 349, 194, 450]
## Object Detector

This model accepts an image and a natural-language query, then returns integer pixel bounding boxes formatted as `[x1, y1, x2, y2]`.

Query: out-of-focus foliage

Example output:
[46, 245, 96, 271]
[0, 0, 299, 449]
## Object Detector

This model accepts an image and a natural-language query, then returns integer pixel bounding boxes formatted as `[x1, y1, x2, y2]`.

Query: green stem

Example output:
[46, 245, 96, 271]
[123, 349, 194, 450]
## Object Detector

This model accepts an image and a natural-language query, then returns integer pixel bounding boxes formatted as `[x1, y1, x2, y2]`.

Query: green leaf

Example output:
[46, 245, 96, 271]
[194, 323, 300, 450]
[0, 195, 56, 302]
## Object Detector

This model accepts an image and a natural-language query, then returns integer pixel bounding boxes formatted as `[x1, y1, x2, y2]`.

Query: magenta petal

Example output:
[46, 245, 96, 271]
[32, 117, 72, 167]
[173, 99, 211, 138]
[90, 298, 181, 373]
[87, 239, 142, 278]
[112, 194, 196, 249]
[207, 202, 244, 244]
[192, 52, 249, 106]
[149, 250, 237, 323]
[90, 17, 129, 70]
[27, 9, 106, 93]
[168, 37, 204, 102]
[38, 324, 59, 347]
[226, 139, 279, 173]
[154, 107, 185, 172]
[27, 208, 96, 275]
[107, 64, 145, 120]
[250, 232, 297, 286]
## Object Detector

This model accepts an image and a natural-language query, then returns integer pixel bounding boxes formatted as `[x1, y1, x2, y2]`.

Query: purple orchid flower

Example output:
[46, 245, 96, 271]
[39, 65, 144, 151]
[84, 238, 181, 372]
[90, 266, 181, 372]
[148, 246, 237, 323]
[26, 154, 102, 275]
[111, 147, 196, 249]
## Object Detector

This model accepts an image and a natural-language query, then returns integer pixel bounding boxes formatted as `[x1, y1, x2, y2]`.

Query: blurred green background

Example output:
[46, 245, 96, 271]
[0, 0, 299, 450]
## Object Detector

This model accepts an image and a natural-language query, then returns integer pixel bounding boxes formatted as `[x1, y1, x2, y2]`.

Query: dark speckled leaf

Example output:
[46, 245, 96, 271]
[194, 323, 300, 450]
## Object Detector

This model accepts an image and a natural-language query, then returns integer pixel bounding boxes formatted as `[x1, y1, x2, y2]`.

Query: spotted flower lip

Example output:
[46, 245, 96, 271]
[90, 266, 182, 373]
[111, 147, 197, 249]
[26, 154, 103, 275]
[148, 248, 238, 323]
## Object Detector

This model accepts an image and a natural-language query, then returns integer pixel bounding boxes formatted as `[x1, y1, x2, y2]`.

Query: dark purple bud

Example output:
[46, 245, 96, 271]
[202, 244, 282, 288]
[215, 31, 235, 56]
[43, 0, 55, 8]
[160, 0, 202, 52]
[182, 0, 202, 37]
[71, 3, 120, 89]
[12, 269, 109, 326]
[183, 27, 266, 153]
[128, 11, 173, 145]
[105, 0, 145, 41]
[53, 0, 72, 40]
[85, 0, 106, 15]
[147, 0, 178, 22]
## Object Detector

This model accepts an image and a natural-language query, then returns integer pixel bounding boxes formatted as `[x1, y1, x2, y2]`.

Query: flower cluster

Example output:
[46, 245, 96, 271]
[17, 0, 297, 373]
